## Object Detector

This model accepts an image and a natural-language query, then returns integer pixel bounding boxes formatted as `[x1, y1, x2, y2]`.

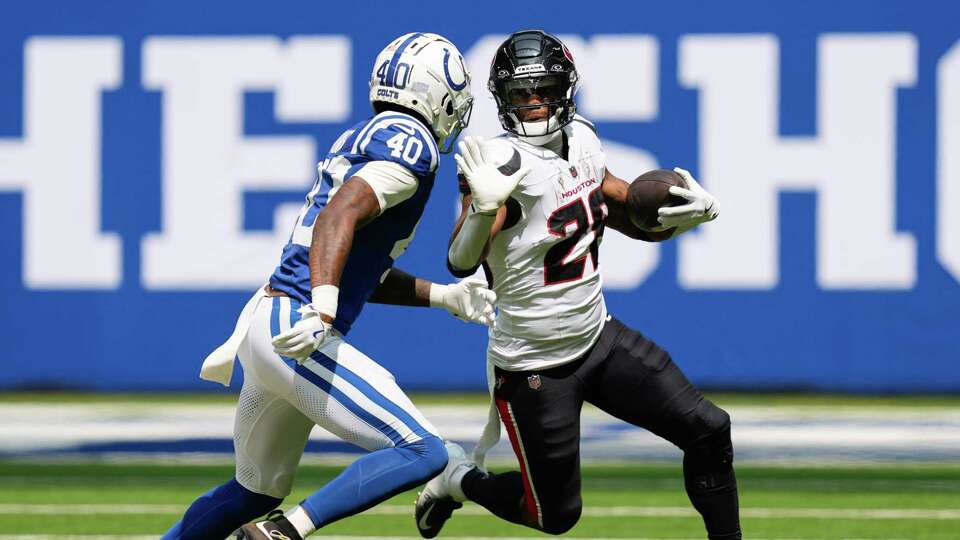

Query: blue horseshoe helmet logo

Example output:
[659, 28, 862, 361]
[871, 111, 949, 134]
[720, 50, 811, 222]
[443, 49, 467, 91]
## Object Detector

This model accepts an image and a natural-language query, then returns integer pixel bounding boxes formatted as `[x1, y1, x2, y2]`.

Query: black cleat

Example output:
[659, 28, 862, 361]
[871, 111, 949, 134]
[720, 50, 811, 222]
[415, 490, 463, 539]
[233, 509, 303, 540]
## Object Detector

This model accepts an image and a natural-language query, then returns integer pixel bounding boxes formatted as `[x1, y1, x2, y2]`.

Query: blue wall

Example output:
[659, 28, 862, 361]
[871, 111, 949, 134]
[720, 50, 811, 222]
[1, 0, 958, 392]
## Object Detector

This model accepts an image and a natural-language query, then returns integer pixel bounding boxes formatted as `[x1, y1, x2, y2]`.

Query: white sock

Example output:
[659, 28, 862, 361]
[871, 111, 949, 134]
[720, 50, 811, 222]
[448, 463, 472, 502]
[284, 505, 316, 538]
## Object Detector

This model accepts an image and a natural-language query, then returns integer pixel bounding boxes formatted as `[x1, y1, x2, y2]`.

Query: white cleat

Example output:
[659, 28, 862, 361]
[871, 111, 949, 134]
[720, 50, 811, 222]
[414, 441, 476, 538]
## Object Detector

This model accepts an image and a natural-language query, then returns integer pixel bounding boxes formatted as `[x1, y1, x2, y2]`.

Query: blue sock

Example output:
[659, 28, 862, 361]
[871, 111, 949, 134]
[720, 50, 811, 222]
[162, 478, 282, 540]
[300, 435, 447, 528]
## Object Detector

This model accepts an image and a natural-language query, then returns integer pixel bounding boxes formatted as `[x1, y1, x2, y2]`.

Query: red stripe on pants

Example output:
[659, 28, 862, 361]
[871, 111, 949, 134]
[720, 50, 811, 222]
[495, 395, 541, 527]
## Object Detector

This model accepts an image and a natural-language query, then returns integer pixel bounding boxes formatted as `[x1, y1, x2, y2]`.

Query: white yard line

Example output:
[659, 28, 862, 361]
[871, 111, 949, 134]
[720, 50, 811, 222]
[0, 503, 956, 520]
[0, 504, 184, 514]
[0, 537, 914, 540]
[0, 537, 159, 540]
[3, 402, 960, 462]
[378, 505, 960, 520]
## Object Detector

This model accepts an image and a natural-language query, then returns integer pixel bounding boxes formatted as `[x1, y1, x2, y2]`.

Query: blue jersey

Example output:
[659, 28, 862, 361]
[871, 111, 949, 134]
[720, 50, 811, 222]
[269, 111, 439, 335]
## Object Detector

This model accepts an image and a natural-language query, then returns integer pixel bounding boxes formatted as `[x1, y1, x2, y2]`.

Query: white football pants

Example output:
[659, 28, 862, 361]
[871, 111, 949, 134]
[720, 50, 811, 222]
[233, 295, 440, 498]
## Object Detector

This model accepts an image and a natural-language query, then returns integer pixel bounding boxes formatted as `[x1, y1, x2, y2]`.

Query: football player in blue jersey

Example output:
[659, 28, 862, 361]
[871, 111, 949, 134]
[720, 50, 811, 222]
[161, 33, 487, 540]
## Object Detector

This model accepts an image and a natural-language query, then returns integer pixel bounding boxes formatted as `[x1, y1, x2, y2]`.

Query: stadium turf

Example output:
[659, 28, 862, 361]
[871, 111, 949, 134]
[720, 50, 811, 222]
[0, 462, 957, 539]
[2, 390, 959, 408]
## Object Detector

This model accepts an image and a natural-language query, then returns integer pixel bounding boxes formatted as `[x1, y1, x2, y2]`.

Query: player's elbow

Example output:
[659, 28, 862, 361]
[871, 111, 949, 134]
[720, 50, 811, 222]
[447, 257, 480, 279]
[447, 233, 485, 276]
[612, 225, 654, 241]
[447, 247, 480, 276]
[638, 227, 676, 242]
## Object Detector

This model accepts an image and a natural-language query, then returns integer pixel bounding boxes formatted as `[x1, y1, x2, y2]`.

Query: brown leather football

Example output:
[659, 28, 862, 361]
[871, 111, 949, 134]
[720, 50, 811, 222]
[626, 169, 688, 230]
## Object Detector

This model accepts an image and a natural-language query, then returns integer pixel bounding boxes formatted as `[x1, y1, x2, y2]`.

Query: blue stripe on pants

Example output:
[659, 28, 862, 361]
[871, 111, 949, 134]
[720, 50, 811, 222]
[269, 297, 297, 369]
[287, 299, 431, 441]
[293, 362, 407, 445]
[261, 296, 447, 530]
[310, 352, 432, 440]
[278, 296, 426, 445]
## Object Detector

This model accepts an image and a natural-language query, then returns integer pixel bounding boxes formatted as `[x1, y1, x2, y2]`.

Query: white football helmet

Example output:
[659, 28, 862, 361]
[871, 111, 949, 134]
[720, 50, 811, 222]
[369, 33, 474, 153]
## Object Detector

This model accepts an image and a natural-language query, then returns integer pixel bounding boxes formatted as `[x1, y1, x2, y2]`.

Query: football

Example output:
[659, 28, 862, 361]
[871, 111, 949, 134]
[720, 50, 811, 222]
[626, 169, 688, 230]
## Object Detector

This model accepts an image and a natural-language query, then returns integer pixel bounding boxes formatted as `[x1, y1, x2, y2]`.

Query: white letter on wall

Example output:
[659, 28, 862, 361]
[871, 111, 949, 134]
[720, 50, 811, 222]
[938, 41, 960, 283]
[679, 34, 917, 289]
[0, 38, 122, 288]
[142, 36, 350, 289]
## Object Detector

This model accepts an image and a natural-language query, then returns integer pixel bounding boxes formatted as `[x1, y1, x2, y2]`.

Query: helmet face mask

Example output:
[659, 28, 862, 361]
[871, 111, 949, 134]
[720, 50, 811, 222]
[369, 33, 474, 153]
[488, 30, 579, 138]
[505, 76, 565, 106]
[434, 81, 474, 153]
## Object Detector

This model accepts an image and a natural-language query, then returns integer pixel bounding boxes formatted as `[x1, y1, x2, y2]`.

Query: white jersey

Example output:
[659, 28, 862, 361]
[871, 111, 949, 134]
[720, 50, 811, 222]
[484, 116, 608, 371]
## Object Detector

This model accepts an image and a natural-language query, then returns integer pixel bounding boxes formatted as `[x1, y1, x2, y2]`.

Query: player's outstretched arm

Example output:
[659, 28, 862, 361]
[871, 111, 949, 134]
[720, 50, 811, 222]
[368, 268, 432, 307]
[448, 136, 528, 273]
[447, 193, 508, 275]
[369, 268, 496, 327]
[601, 168, 676, 242]
[602, 167, 719, 242]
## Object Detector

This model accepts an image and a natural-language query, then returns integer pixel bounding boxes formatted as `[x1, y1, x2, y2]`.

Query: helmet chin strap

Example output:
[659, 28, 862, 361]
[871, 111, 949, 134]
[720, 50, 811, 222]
[517, 119, 562, 147]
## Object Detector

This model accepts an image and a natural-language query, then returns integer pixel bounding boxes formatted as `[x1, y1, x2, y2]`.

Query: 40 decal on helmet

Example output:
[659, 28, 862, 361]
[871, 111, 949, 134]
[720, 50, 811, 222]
[370, 32, 474, 153]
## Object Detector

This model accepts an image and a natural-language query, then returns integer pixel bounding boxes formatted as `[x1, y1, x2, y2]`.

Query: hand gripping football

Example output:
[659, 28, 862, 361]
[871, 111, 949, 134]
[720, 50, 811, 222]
[626, 168, 688, 230]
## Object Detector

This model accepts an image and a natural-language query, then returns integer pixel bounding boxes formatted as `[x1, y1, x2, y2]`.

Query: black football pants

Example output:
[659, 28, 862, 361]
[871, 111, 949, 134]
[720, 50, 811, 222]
[461, 316, 741, 539]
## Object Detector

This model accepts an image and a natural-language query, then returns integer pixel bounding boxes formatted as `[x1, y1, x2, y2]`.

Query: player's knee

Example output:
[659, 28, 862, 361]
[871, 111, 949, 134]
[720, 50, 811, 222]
[420, 434, 449, 477]
[397, 434, 448, 481]
[541, 502, 582, 535]
[683, 400, 733, 474]
[228, 477, 284, 516]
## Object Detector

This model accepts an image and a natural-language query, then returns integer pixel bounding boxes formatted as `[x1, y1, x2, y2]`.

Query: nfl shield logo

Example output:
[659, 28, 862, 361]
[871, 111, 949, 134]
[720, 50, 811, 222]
[527, 374, 542, 390]
[569, 166, 578, 178]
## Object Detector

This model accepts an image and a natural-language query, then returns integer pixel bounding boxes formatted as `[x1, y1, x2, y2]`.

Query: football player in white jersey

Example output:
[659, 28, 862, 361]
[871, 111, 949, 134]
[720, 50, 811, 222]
[161, 33, 494, 540]
[414, 31, 741, 540]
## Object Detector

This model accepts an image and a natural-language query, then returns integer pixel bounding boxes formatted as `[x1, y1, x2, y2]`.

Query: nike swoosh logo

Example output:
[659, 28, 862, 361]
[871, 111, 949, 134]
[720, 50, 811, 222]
[417, 500, 435, 530]
[255, 523, 290, 540]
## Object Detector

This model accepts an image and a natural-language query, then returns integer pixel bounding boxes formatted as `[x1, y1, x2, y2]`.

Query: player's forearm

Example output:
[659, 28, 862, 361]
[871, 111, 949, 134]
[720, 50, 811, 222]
[368, 269, 493, 326]
[602, 169, 674, 242]
[605, 201, 655, 240]
[309, 210, 357, 289]
[306, 179, 381, 318]
[306, 210, 357, 321]
[367, 268, 431, 307]
[448, 210, 497, 271]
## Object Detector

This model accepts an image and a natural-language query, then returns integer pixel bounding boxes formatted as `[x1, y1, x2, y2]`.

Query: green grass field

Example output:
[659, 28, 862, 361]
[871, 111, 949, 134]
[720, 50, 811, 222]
[4, 391, 960, 408]
[0, 461, 957, 539]
[1, 392, 958, 539]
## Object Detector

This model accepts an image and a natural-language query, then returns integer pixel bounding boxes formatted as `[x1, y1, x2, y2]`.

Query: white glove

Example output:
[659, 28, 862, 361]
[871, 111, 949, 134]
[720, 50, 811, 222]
[430, 278, 497, 327]
[657, 167, 720, 228]
[455, 136, 530, 214]
[271, 305, 332, 362]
